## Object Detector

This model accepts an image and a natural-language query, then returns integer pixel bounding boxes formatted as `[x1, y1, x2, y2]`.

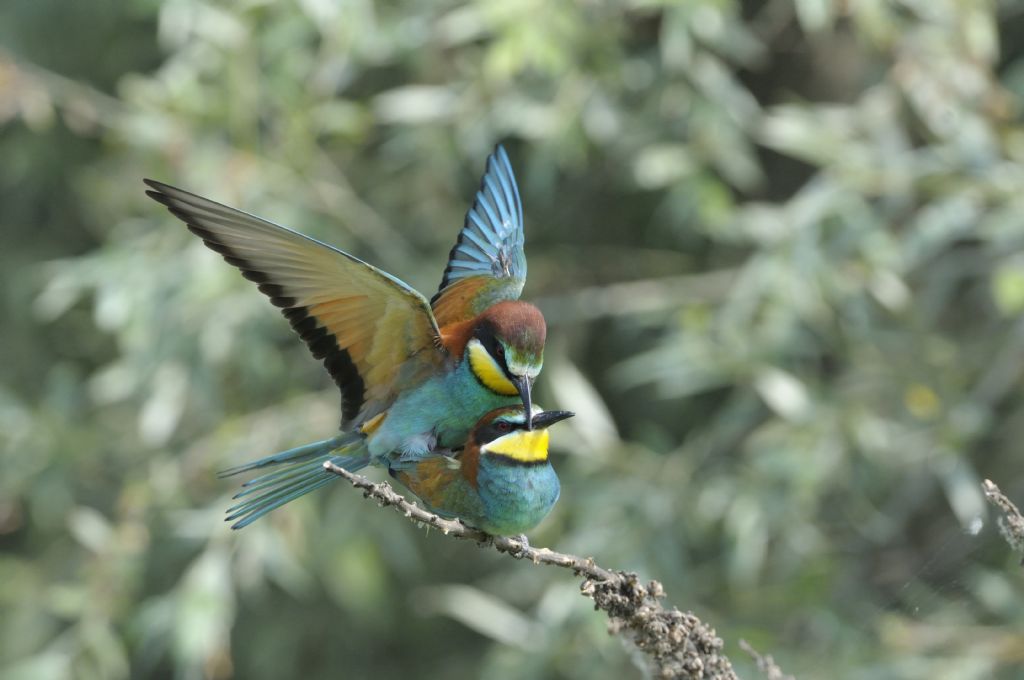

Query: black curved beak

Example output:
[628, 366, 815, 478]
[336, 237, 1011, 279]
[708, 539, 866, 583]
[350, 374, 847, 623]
[512, 374, 533, 429]
[531, 410, 575, 430]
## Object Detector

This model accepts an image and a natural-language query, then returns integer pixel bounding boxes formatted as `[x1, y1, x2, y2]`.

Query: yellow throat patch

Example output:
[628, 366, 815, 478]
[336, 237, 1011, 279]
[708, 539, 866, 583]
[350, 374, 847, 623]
[467, 340, 519, 396]
[484, 429, 550, 463]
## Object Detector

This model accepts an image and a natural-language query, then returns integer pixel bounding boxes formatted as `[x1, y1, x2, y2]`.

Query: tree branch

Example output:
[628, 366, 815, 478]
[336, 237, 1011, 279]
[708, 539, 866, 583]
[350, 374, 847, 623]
[982, 478, 1024, 563]
[739, 640, 793, 680]
[323, 461, 739, 679]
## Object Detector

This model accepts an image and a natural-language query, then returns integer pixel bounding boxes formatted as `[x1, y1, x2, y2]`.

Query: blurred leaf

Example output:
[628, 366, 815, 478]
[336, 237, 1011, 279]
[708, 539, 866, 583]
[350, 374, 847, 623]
[414, 584, 541, 649]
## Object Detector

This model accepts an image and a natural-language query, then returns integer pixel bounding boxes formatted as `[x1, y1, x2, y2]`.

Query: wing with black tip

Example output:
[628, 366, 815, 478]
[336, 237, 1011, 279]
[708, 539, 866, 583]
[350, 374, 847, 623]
[145, 180, 445, 428]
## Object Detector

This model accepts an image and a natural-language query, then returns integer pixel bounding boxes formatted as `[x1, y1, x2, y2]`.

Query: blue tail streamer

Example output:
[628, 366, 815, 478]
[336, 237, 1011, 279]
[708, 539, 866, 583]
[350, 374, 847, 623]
[220, 434, 369, 529]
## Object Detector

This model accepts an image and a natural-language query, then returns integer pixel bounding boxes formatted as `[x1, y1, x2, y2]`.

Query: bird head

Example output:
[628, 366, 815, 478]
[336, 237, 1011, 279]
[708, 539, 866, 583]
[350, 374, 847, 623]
[466, 301, 546, 428]
[471, 407, 574, 465]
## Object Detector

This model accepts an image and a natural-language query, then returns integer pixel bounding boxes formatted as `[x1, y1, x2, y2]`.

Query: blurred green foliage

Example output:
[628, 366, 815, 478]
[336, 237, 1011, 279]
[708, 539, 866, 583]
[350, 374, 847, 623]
[3, 0, 1024, 678]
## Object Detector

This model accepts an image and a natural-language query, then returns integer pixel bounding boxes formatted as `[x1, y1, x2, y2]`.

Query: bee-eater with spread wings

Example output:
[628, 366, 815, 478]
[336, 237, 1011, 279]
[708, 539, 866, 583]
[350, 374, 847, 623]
[145, 146, 549, 528]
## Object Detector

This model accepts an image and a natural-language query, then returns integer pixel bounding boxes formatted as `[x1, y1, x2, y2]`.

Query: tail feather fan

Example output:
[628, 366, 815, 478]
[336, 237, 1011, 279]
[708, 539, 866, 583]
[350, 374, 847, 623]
[220, 434, 370, 529]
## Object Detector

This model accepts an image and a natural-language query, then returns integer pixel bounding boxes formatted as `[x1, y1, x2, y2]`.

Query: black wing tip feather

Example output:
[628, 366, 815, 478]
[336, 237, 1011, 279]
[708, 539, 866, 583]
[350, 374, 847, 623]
[144, 189, 173, 208]
[144, 179, 187, 205]
[144, 178, 203, 203]
[145, 179, 367, 426]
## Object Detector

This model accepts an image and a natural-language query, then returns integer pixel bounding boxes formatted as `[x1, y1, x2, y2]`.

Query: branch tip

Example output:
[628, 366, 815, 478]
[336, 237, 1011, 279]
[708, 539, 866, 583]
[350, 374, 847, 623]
[739, 639, 794, 680]
[981, 478, 1024, 561]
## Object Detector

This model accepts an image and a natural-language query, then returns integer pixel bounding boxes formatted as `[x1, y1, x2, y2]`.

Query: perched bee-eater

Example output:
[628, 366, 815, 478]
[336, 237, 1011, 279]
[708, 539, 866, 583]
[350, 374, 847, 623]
[145, 146, 549, 528]
[390, 407, 573, 535]
[228, 406, 572, 535]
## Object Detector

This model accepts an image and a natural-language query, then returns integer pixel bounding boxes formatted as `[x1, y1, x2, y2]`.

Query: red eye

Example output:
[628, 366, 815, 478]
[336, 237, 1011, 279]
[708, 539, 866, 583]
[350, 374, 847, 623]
[495, 345, 505, 357]
[496, 421, 511, 433]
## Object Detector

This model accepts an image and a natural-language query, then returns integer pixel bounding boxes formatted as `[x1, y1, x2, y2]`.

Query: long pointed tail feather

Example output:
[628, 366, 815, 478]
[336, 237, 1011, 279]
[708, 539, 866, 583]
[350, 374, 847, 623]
[221, 434, 369, 529]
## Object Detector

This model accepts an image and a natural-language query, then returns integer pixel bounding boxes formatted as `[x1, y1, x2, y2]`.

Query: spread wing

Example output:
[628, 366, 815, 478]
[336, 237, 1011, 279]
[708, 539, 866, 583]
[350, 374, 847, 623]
[145, 180, 445, 429]
[431, 145, 527, 326]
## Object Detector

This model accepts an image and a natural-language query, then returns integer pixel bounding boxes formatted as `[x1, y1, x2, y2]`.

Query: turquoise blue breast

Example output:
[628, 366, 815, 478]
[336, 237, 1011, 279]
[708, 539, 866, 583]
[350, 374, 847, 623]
[474, 461, 560, 535]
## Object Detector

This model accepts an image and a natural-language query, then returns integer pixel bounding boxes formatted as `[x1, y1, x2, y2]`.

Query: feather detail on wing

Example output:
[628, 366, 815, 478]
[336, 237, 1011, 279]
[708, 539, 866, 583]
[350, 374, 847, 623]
[144, 180, 445, 428]
[391, 454, 463, 506]
[431, 145, 527, 326]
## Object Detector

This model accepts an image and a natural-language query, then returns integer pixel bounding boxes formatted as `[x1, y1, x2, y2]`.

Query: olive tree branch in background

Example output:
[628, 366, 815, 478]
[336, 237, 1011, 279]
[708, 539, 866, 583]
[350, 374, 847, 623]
[323, 461, 740, 680]
[738, 641, 794, 680]
[982, 479, 1024, 563]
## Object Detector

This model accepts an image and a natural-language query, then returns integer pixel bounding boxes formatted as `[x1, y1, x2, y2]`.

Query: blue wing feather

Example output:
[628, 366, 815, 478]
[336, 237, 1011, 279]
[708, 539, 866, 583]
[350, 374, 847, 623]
[432, 145, 527, 313]
[494, 146, 523, 228]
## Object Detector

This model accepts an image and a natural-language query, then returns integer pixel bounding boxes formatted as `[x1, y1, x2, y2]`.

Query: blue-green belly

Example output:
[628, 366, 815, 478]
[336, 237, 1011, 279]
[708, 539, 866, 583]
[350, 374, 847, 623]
[368, 360, 519, 458]
[473, 462, 560, 535]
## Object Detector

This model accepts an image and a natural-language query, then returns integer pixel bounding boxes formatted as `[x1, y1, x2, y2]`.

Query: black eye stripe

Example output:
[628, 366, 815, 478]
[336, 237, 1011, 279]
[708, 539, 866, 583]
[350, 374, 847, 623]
[476, 418, 526, 444]
[473, 322, 505, 360]
[491, 341, 511, 374]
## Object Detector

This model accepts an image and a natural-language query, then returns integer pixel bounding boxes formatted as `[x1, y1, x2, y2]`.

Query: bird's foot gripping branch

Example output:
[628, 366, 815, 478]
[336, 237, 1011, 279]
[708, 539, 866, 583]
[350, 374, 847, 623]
[322, 460, 740, 680]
